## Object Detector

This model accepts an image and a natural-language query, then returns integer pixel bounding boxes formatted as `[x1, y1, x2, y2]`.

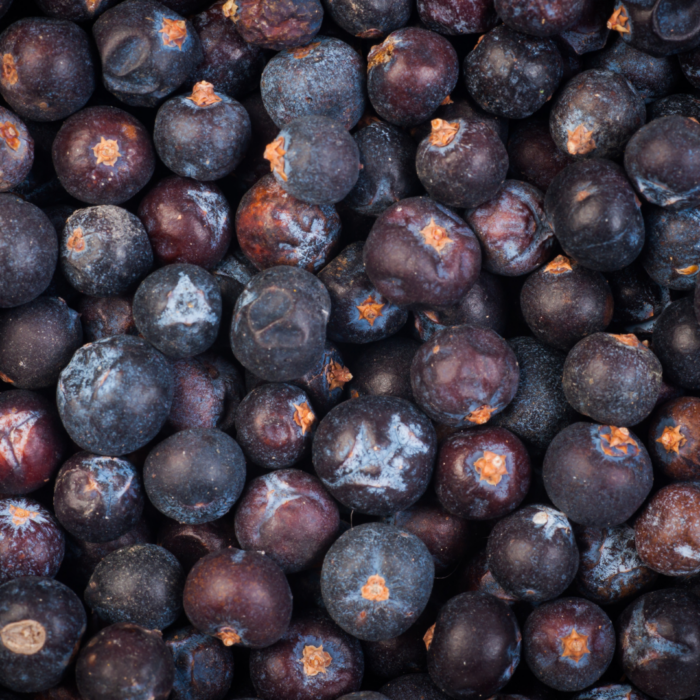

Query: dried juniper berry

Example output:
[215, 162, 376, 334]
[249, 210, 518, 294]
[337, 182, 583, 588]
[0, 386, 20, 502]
[60, 206, 153, 297]
[56, 335, 173, 456]
[145, 428, 245, 525]
[557, 0, 614, 55]
[520, 256, 613, 351]
[0, 297, 82, 389]
[417, 0, 497, 34]
[0, 496, 64, 584]
[465, 180, 554, 276]
[574, 685, 649, 700]
[236, 174, 341, 273]
[250, 612, 364, 700]
[0, 577, 86, 693]
[495, 0, 585, 36]
[435, 427, 531, 521]
[76, 623, 174, 700]
[416, 119, 509, 210]
[427, 592, 520, 700]
[0, 195, 57, 309]
[0, 107, 32, 192]
[465, 26, 564, 119]
[365, 618, 432, 679]
[0, 18, 94, 122]
[487, 504, 579, 603]
[324, 0, 410, 37]
[618, 589, 700, 700]
[154, 82, 251, 181]
[410, 325, 520, 428]
[680, 46, 700, 88]
[625, 115, 700, 211]
[165, 625, 234, 700]
[313, 395, 436, 516]
[647, 93, 700, 121]
[261, 37, 365, 130]
[52, 106, 156, 206]
[0, 390, 65, 496]
[367, 28, 459, 127]
[230, 266, 331, 381]
[138, 177, 232, 269]
[574, 524, 657, 605]
[459, 550, 519, 604]
[363, 198, 481, 308]
[544, 159, 645, 272]
[85, 544, 184, 629]
[235, 469, 338, 573]
[77, 296, 137, 342]
[648, 396, 700, 481]
[321, 523, 434, 642]
[653, 297, 700, 389]
[183, 547, 293, 648]
[157, 519, 233, 573]
[319, 243, 407, 345]
[607, 262, 669, 327]
[635, 482, 700, 576]
[524, 597, 614, 692]
[54, 453, 143, 543]
[93, 0, 203, 107]
[35, 0, 120, 21]
[264, 116, 360, 205]
[563, 333, 662, 426]
[543, 423, 652, 527]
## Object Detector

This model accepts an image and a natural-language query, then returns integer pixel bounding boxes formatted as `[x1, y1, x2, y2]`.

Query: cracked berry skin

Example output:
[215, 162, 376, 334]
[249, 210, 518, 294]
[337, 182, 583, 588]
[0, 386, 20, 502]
[410, 325, 520, 429]
[0, 107, 32, 192]
[261, 37, 365, 130]
[56, 335, 174, 457]
[465, 26, 564, 119]
[550, 69, 645, 161]
[363, 198, 482, 309]
[61, 206, 153, 298]
[250, 612, 364, 700]
[544, 159, 645, 272]
[183, 547, 293, 649]
[487, 504, 579, 603]
[235, 469, 339, 573]
[319, 242, 408, 345]
[367, 28, 459, 127]
[93, 0, 203, 108]
[230, 266, 331, 382]
[165, 625, 234, 700]
[236, 174, 341, 273]
[0, 577, 87, 693]
[647, 396, 700, 481]
[625, 115, 700, 211]
[427, 592, 520, 700]
[523, 597, 615, 692]
[321, 522, 434, 642]
[543, 422, 653, 527]
[417, 0, 497, 34]
[52, 106, 156, 206]
[0, 18, 94, 122]
[0, 297, 82, 390]
[234, 383, 316, 469]
[0, 390, 65, 496]
[76, 623, 174, 700]
[435, 427, 531, 521]
[138, 177, 232, 269]
[618, 589, 700, 700]
[465, 180, 554, 276]
[0, 195, 57, 309]
[653, 297, 700, 390]
[563, 333, 662, 426]
[417, 119, 509, 209]
[574, 524, 657, 605]
[77, 296, 137, 342]
[312, 395, 436, 516]
[324, 0, 410, 37]
[0, 496, 65, 584]
[54, 453, 143, 543]
[144, 428, 245, 525]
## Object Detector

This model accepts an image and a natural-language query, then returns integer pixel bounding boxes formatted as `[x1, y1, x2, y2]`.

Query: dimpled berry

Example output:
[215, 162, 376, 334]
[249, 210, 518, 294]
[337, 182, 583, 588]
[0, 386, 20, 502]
[321, 523, 434, 642]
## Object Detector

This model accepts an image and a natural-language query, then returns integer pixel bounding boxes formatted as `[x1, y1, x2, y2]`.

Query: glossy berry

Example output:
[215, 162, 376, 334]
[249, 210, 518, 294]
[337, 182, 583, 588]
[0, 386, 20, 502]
[0, 106, 32, 192]
[648, 396, 700, 481]
[321, 523, 434, 642]
[488, 504, 579, 603]
[0, 577, 86, 693]
[54, 453, 144, 543]
[144, 428, 246, 524]
[523, 597, 615, 692]
[653, 297, 700, 390]
[56, 335, 173, 456]
[312, 395, 436, 516]
[183, 547, 293, 648]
